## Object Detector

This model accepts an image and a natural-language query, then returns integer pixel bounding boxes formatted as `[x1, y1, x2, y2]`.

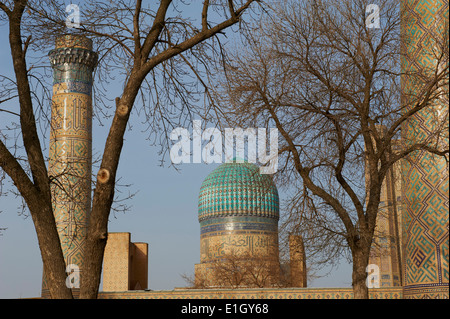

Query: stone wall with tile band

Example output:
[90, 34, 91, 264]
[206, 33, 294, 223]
[98, 287, 404, 299]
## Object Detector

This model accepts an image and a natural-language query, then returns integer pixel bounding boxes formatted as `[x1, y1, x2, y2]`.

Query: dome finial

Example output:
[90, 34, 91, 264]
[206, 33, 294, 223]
[226, 156, 247, 163]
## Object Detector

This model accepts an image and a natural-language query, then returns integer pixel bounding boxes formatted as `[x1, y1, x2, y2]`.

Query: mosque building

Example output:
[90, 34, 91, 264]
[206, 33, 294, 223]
[194, 161, 306, 288]
[195, 161, 281, 287]
[40, 0, 448, 299]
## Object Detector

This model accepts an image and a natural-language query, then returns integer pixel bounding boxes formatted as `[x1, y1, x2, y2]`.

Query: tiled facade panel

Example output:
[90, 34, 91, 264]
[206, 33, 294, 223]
[401, 0, 449, 299]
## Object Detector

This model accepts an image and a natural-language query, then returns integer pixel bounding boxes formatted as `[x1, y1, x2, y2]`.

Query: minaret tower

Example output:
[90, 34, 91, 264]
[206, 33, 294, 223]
[401, 0, 449, 298]
[42, 34, 97, 298]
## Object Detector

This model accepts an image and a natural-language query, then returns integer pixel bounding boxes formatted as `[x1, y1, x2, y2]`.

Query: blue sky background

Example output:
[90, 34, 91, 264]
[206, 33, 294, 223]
[0, 1, 352, 298]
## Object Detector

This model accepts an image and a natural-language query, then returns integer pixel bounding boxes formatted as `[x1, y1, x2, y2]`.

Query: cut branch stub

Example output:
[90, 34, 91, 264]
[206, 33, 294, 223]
[116, 103, 129, 117]
[97, 168, 110, 184]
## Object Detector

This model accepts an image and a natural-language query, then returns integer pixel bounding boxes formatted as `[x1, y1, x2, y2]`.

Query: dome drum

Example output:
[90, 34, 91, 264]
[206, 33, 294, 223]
[200, 216, 278, 235]
[199, 231, 279, 264]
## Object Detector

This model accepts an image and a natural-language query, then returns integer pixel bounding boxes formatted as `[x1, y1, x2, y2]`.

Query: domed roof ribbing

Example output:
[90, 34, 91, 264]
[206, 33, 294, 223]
[198, 162, 279, 222]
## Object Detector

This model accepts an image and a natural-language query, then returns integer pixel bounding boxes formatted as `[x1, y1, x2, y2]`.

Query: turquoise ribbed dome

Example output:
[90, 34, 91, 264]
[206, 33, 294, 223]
[198, 162, 279, 222]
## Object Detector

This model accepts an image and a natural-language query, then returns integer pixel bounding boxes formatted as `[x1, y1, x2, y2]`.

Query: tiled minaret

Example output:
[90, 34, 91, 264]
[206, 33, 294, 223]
[42, 34, 97, 298]
[401, 0, 449, 299]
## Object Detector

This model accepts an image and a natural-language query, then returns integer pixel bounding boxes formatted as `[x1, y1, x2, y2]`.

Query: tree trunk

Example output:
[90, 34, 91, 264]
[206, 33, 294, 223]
[352, 247, 370, 299]
[2, 0, 73, 299]
[80, 91, 136, 299]
[79, 214, 109, 299]
[79, 161, 118, 299]
[30, 199, 73, 299]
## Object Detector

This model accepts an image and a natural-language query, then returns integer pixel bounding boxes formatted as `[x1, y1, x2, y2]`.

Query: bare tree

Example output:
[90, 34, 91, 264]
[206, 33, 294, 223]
[209, 0, 448, 298]
[192, 249, 282, 289]
[0, 0, 260, 298]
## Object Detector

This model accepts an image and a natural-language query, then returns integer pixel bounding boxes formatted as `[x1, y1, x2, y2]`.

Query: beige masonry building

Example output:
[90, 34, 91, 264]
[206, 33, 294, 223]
[102, 233, 148, 292]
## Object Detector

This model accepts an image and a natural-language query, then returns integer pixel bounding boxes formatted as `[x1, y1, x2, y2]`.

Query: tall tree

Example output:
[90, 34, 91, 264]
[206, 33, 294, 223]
[209, 0, 448, 298]
[0, 0, 259, 298]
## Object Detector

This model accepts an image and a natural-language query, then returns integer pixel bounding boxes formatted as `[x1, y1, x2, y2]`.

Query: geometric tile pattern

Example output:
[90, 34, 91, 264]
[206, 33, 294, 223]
[401, 0, 449, 299]
[198, 162, 280, 221]
[42, 35, 97, 298]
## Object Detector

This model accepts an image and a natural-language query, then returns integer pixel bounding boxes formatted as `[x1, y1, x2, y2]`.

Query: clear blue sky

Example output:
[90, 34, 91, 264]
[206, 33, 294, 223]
[0, 1, 352, 298]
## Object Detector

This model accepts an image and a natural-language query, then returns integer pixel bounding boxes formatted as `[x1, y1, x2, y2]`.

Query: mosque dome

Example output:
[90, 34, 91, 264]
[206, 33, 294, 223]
[195, 162, 281, 287]
[198, 162, 279, 222]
